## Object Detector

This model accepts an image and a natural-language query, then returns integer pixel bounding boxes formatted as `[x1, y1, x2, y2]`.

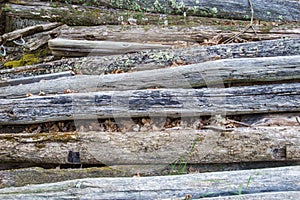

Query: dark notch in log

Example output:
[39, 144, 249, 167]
[0, 126, 299, 165]
[22, 0, 300, 22]
[1, 38, 299, 79]
[0, 83, 300, 124]
[0, 166, 299, 199]
[1, 55, 299, 98]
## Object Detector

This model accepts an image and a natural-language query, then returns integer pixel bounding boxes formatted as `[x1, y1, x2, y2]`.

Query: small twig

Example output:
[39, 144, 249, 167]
[202, 125, 234, 132]
[227, 119, 252, 127]
[223, 0, 258, 44]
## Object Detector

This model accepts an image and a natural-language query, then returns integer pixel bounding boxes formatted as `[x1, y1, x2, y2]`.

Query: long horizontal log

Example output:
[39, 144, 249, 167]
[58, 24, 300, 44]
[0, 126, 299, 165]
[1, 38, 299, 79]
[0, 166, 299, 199]
[1, 83, 300, 124]
[16, 0, 300, 22]
[48, 38, 171, 57]
[1, 55, 299, 98]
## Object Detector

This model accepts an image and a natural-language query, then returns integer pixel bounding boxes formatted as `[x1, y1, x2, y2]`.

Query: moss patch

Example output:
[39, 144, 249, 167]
[4, 54, 39, 68]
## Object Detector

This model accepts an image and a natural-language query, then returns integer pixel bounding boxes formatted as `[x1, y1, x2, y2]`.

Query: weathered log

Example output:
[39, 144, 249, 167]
[58, 24, 300, 44]
[19, 0, 300, 22]
[1, 55, 299, 99]
[0, 125, 299, 165]
[1, 83, 300, 124]
[1, 38, 299, 78]
[0, 166, 299, 199]
[48, 38, 171, 57]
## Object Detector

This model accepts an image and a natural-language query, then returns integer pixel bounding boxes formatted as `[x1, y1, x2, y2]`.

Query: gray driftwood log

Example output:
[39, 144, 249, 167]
[1, 38, 299, 79]
[48, 38, 171, 57]
[0, 83, 300, 124]
[0, 125, 299, 165]
[0, 166, 299, 199]
[0, 55, 299, 98]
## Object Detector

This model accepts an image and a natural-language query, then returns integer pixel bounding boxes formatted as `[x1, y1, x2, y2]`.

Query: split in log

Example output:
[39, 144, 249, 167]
[1, 38, 299, 79]
[1, 55, 299, 98]
[11, 0, 300, 22]
[0, 166, 299, 199]
[48, 38, 171, 57]
[57, 24, 300, 45]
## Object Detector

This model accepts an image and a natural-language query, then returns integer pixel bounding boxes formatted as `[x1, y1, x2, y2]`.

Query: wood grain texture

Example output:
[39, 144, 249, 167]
[0, 166, 299, 199]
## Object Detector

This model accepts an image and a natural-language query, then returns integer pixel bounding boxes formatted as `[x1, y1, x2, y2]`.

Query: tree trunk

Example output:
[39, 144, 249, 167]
[0, 166, 299, 199]
[1, 55, 299, 98]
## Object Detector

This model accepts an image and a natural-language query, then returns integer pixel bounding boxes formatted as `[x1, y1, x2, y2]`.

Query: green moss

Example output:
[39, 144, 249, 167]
[4, 54, 39, 68]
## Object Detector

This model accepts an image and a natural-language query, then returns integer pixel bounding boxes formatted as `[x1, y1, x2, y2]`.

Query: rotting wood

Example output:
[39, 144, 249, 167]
[48, 38, 171, 57]
[16, 0, 300, 22]
[0, 166, 299, 199]
[0, 126, 299, 165]
[1, 38, 299, 78]
[0, 83, 300, 124]
[58, 24, 300, 44]
[1, 55, 299, 98]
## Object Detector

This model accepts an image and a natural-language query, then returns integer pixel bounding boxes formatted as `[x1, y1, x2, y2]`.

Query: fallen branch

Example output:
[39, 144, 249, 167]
[48, 38, 171, 57]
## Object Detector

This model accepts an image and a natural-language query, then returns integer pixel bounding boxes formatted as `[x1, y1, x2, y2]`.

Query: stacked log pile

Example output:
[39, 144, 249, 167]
[0, 0, 299, 199]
